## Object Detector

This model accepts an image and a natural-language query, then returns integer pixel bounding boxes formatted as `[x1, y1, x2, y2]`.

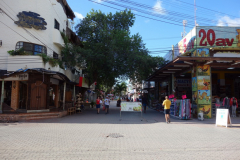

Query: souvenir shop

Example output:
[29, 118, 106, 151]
[146, 26, 240, 119]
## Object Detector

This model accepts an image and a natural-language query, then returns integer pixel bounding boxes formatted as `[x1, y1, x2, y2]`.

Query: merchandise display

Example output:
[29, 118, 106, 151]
[75, 93, 83, 113]
[171, 99, 191, 119]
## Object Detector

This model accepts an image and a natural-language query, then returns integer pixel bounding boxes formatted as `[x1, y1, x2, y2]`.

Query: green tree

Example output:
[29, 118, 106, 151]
[114, 82, 127, 96]
[70, 9, 167, 88]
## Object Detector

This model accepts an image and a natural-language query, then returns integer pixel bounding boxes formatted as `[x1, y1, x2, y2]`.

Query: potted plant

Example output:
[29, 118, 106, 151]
[90, 101, 96, 108]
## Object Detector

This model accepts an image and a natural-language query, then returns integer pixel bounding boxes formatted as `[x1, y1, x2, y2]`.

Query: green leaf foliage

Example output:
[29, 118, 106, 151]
[8, 48, 32, 56]
[72, 9, 167, 87]
[114, 82, 127, 96]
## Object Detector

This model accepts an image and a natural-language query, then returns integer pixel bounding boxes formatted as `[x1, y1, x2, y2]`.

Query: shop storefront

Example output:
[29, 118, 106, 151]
[147, 26, 240, 119]
[0, 69, 77, 113]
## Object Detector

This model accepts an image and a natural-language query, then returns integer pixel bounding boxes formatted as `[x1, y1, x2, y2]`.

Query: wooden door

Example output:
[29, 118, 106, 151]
[38, 84, 46, 109]
[30, 81, 46, 110]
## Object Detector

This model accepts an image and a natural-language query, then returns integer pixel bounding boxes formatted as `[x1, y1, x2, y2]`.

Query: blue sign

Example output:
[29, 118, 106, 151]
[14, 11, 47, 30]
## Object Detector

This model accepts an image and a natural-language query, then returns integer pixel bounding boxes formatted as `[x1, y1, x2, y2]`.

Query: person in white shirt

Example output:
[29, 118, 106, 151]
[104, 96, 110, 114]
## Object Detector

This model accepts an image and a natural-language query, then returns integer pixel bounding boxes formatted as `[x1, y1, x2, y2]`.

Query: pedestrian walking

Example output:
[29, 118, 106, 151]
[96, 96, 101, 114]
[162, 96, 171, 123]
[142, 94, 148, 113]
[104, 96, 110, 114]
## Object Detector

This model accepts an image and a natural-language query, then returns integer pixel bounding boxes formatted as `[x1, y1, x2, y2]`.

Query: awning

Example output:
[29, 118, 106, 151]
[0, 68, 77, 84]
[147, 56, 240, 81]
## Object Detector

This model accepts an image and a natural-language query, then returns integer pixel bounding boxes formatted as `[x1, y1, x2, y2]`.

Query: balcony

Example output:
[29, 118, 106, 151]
[53, 29, 64, 47]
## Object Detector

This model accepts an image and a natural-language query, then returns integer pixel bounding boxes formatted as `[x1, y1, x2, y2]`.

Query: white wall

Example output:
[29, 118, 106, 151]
[0, 0, 77, 82]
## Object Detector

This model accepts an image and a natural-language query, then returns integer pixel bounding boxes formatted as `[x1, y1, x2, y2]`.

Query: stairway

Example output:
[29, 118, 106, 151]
[18, 112, 61, 121]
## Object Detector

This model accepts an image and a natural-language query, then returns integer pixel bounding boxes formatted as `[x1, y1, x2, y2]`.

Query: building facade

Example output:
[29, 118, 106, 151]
[147, 26, 240, 118]
[0, 0, 82, 113]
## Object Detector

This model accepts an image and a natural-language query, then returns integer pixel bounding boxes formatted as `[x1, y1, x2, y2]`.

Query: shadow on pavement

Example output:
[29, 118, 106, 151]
[19, 101, 240, 126]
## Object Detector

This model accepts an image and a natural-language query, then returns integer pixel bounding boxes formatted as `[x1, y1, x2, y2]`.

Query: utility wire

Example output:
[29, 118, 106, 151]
[174, 0, 239, 19]
[116, 0, 223, 25]
[91, 0, 240, 34]
[0, 21, 31, 42]
[1, 1, 55, 52]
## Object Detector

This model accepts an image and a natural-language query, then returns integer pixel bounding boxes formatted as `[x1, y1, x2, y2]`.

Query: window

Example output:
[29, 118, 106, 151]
[15, 42, 47, 55]
[53, 52, 58, 59]
[54, 19, 60, 30]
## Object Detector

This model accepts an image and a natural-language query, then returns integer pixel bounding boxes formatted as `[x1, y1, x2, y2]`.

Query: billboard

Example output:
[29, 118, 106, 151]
[196, 26, 240, 48]
[174, 27, 196, 56]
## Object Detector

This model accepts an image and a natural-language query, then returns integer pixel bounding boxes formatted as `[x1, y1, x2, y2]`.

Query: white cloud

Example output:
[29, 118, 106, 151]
[145, 20, 150, 23]
[152, 0, 166, 15]
[132, 10, 138, 13]
[74, 12, 84, 20]
[94, 0, 103, 3]
[217, 16, 240, 26]
[93, 0, 115, 3]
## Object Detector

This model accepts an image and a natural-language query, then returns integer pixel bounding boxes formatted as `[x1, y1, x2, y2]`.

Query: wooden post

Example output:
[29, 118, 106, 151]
[73, 85, 76, 103]
[0, 79, 4, 113]
[172, 45, 175, 94]
[63, 82, 66, 110]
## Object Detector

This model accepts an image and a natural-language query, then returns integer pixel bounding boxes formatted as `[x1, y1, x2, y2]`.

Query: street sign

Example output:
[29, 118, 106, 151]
[120, 102, 142, 118]
[216, 109, 232, 128]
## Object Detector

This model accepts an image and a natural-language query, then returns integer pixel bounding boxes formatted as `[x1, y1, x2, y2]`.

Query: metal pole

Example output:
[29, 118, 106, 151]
[0, 79, 4, 114]
[63, 82, 66, 111]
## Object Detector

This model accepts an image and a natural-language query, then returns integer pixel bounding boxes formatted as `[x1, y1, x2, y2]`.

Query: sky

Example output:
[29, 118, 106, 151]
[68, 0, 240, 57]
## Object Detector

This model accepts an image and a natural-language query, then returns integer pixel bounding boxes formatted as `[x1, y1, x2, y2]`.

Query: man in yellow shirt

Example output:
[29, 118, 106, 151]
[162, 96, 171, 123]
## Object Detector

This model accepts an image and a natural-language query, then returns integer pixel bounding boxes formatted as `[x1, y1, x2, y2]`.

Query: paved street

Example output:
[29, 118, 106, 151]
[0, 101, 240, 160]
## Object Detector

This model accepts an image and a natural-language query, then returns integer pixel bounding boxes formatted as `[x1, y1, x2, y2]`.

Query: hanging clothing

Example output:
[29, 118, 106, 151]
[215, 98, 221, 108]
[230, 97, 238, 108]
[222, 98, 230, 109]
[232, 105, 237, 117]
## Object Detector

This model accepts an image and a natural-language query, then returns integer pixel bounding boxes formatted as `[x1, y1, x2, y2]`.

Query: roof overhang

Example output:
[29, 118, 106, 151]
[147, 56, 240, 81]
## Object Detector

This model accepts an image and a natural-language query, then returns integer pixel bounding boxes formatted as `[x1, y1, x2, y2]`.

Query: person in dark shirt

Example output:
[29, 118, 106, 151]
[142, 94, 148, 113]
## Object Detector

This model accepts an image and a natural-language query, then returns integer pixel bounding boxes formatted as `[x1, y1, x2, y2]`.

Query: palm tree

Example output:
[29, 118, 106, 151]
[114, 82, 127, 97]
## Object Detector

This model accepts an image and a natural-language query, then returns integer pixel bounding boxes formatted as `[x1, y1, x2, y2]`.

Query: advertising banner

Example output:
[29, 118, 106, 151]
[121, 102, 142, 112]
[196, 26, 240, 48]
[198, 104, 211, 118]
[77, 77, 89, 88]
[174, 27, 196, 56]
[197, 65, 210, 76]
[197, 76, 210, 90]
[198, 90, 211, 104]
[192, 77, 197, 91]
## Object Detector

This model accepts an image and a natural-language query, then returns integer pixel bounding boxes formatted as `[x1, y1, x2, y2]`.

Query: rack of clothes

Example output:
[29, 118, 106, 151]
[172, 99, 191, 119]
[222, 96, 238, 117]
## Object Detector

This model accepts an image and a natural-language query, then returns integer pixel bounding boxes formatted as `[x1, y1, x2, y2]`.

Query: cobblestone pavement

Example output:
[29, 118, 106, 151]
[0, 101, 240, 160]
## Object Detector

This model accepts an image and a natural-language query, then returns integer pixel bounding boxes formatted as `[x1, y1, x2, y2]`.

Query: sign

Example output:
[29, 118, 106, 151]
[15, 11, 47, 30]
[142, 81, 149, 89]
[121, 102, 142, 112]
[196, 26, 240, 48]
[176, 79, 191, 87]
[216, 109, 232, 127]
[0, 73, 28, 81]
